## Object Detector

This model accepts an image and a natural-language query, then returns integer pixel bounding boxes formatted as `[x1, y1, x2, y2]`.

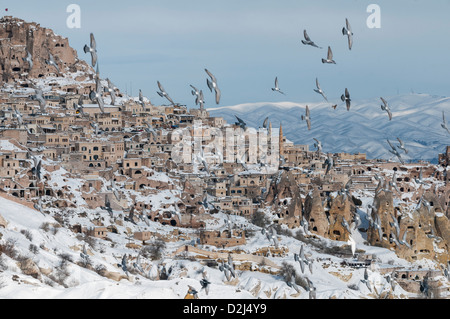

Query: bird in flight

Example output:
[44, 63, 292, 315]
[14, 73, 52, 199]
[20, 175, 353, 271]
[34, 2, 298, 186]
[205, 68, 221, 104]
[104, 78, 116, 105]
[45, 52, 60, 74]
[301, 30, 322, 49]
[157, 81, 175, 106]
[301, 105, 311, 130]
[396, 137, 408, 154]
[342, 18, 353, 50]
[313, 77, 328, 102]
[387, 139, 405, 165]
[23, 50, 33, 70]
[341, 88, 351, 111]
[88, 77, 105, 113]
[380, 97, 393, 121]
[271, 77, 285, 95]
[442, 111, 450, 134]
[83, 33, 97, 67]
[322, 46, 336, 64]
[190, 85, 201, 105]
[34, 88, 46, 113]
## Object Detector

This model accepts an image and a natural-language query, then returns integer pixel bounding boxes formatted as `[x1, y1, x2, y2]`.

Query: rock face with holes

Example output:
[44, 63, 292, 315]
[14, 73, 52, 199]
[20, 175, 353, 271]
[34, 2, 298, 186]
[326, 193, 355, 242]
[302, 187, 357, 242]
[367, 188, 450, 263]
[303, 187, 328, 237]
[265, 170, 303, 229]
[0, 15, 90, 82]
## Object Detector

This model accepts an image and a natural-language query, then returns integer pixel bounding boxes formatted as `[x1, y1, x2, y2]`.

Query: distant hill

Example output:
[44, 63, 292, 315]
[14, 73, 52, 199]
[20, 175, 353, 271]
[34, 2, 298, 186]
[208, 93, 450, 163]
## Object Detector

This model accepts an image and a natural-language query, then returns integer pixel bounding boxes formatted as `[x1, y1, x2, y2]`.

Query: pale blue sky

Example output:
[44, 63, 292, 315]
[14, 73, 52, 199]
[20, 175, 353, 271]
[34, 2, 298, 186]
[4, 0, 450, 107]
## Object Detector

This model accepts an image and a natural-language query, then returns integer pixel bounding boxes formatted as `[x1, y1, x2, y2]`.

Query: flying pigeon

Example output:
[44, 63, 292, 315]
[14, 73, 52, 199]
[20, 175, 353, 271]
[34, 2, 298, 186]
[132, 252, 144, 274]
[75, 95, 85, 114]
[13, 106, 30, 133]
[89, 77, 105, 113]
[104, 78, 116, 105]
[301, 105, 311, 130]
[235, 115, 247, 130]
[361, 268, 372, 291]
[442, 111, 450, 134]
[399, 229, 412, 249]
[342, 18, 353, 50]
[262, 117, 269, 129]
[322, 46, 336, 64]
[205, 68, 221, 104]
[190, 85, 201, 105]
[301, 30, 322, 49]
[33, 197, 45, 216]
[265, 225, 279, 248]
[22, 50, 33, 70]
[35, 88, 46, 113]
[111, 178, 121, 201]
[200, 270, 211, 295]
[341, 88, 351, 111]
[271, 77, 285, 95]
[294, 245, 311, 274]
[286, 275, 301, 293]
[157, 81, 175, 106]
[313, 138, 322, 154]
[352, 213, 361, 230]
[389, 213, 401, 239]
[347, 235, 356, 258]
[102, 194, 113, 217]
[198, 90, 205, 110]
[324, 155, 334, 175]
[32, 156, 42, 181]
[389, 171, 401, 194]
[313, 77, 328, 102]
[341, 217, 351, 234]
[387, 139, 405, 165]
[380, 97, 392, 121]
[187, 285, 199, 299]
[396, 137, 408, 154]
[45, 53, 60, 74]
[305, 277, 317, 299]
[83, 33, 97, 67]
[117, 254, 129, 276]
[414, 167, 425, 185]
[138, 89, 145, 108]
[144, 120, 157, 141]
[373, 214, 384, 241]
[300, 216, 310, 236]
[80, 244, 89, 261]
[90, 122, 100, 136]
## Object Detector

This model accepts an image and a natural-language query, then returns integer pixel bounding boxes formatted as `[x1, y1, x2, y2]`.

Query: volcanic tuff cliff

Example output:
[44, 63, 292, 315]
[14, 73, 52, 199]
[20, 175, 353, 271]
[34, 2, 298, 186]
[0, 15, 91, 83]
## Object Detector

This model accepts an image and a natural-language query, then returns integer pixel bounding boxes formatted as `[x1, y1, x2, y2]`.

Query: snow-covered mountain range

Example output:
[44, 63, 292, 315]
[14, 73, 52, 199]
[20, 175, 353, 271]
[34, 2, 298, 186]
[208, 93, 450, 163]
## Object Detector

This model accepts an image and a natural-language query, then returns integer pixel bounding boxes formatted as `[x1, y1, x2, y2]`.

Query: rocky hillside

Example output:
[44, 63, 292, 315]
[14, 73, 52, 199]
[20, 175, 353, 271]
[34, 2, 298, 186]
[0, 16, 91, 83]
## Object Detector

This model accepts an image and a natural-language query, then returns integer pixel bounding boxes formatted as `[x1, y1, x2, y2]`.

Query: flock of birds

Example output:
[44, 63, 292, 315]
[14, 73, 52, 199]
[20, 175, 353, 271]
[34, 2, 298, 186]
[269, 18, 450, 166]
[11, 21, 450, 299]
[83, 32, 222, 116]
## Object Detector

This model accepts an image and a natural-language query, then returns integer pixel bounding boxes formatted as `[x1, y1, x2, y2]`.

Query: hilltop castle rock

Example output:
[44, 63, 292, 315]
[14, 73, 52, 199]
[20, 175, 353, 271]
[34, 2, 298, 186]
[0, 16, 91, 83]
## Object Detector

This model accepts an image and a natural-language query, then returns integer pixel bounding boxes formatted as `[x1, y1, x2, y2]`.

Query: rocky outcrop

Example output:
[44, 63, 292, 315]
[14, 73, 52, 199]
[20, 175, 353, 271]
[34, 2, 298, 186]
[303, 187, 328, 237]
[0, 16, 91, 83]
[327, 193, 354, 242]
[265, 170, 303, 228]
[368, 189, 450, 263]
[367, 189, 396, 247]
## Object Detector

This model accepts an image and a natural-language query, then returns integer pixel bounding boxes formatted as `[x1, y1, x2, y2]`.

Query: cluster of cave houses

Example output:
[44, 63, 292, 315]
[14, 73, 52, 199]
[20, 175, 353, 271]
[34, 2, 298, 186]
[0, 81, 449, 269]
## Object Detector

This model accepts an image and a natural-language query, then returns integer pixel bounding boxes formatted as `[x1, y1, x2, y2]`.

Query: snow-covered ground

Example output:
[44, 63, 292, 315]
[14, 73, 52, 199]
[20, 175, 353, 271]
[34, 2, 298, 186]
[0, 187, 446, 299]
